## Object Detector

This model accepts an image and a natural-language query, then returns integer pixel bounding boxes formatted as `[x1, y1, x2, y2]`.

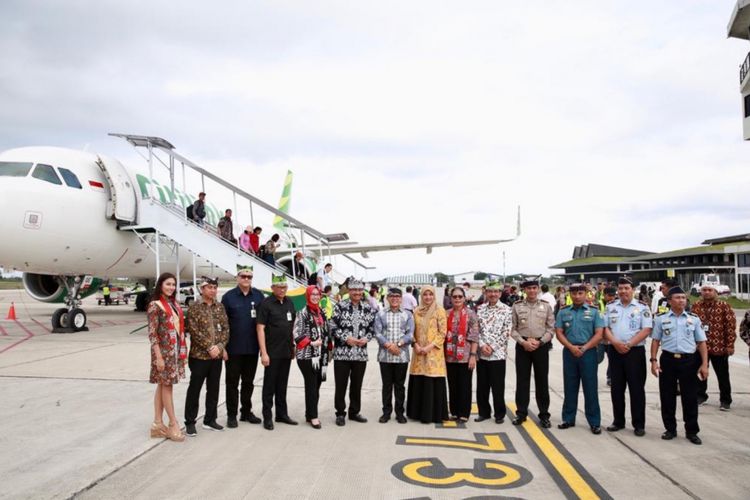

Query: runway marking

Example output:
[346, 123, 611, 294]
[31, 318, 52, 333]
[397, 433, 515, 454]
[0, 321, 35, 355]
[0, 324, 7, 336]
[507, 403, 611, 500]
[392, 457, 532, 490]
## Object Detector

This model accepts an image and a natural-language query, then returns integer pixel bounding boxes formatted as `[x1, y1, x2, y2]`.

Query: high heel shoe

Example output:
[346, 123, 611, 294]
[150, 422, 168, 438]
[167, 423, 185, 442]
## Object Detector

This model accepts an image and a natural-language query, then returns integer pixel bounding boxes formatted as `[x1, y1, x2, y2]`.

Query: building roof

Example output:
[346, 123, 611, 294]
[702, 234, 750, 245]
[571, 243, 652, 259]
[627, 242, 735, 261]
[549, 256, 648, 269]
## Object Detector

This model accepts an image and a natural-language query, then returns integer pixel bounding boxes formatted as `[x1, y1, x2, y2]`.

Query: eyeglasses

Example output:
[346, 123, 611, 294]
[239, 275, 253, 279]
[451, 295, 465, 299]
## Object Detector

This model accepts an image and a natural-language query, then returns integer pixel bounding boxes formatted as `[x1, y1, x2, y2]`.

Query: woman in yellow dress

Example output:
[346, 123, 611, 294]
[406, 286, 449, 423]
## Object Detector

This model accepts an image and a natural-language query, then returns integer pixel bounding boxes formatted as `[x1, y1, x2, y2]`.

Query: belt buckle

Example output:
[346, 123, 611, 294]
[674, 353, 682, 359]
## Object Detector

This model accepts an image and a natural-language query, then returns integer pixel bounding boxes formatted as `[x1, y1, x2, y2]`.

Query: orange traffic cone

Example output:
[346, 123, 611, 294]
[6, 302, 17, 320]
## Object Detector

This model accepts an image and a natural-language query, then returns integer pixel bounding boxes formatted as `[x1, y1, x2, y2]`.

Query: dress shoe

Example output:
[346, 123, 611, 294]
[396, 415, 407, 424]
[697, 396, 708, 407]
[227, 417, 238, 429]
[634, 428, 645, 437]
[539, 419, 551, 429]
[557, 422, 575, 429]
[241, 412, 262, 424]
[661, 430, 676, 440]
[687, 434, 702, 445]
[606, 424, 624, 432]
[263, 420, 274, 430]
[495, 418, 505, 424]
[349, 414, 368, 423]
[309, 420, 322, 429]
[275, 416, 298, 426]
[379, 414, 390, 423]
[512, 416, 527, 426]
[203, 421, 224, 431]
[474, 415, 491, 422]
[591, 426, 602, 435]
[336, 415, 346, 426]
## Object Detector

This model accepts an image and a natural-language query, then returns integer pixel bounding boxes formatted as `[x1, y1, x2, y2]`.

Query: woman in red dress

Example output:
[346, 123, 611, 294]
[148, 273, 187, 441]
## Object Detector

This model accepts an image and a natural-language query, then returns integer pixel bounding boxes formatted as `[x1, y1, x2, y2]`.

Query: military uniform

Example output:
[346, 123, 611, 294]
[555, 303, 605, 430]
[511, 295, 555, 425]
[652, 309, 706, 439]
[604, 298, 652, 431]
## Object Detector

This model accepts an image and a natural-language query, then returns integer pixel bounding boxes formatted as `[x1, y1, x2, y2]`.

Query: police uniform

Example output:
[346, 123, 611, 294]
[652, 308, 706, 440]
[510, 281, 555, 426]
[555, 301, 605, 431]
[604, 293, 652, 432]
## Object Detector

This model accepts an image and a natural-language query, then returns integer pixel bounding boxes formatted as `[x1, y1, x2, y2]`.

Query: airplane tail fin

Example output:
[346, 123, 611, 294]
[272, 170, 293, 230]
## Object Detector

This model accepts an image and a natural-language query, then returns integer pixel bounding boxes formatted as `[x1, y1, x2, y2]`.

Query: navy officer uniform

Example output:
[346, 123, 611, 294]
[651, 286, 708, 445]
[604, 277, 652, 436]
[555, 283, 605, 434]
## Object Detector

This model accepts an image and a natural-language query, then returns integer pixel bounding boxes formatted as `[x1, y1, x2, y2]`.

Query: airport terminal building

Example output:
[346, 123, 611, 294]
[550, 235, 750, 298]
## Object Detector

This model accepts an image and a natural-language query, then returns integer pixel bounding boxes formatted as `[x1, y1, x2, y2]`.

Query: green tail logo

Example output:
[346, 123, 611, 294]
[273, 170, 293, 230]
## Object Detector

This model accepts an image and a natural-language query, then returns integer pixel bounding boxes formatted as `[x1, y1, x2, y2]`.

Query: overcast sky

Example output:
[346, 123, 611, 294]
[2, 1, 749, 279]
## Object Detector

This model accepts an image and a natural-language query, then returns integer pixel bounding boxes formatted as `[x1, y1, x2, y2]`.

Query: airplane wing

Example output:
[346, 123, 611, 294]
[308, 206, 521, 258]
[306, 238, 516, 258]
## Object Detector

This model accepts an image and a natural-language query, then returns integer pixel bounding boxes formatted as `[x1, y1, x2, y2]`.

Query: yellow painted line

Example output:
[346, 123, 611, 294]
[442, 420, 458, 428]
[507, 403, 600, 500]
[471, 403, 478, 414]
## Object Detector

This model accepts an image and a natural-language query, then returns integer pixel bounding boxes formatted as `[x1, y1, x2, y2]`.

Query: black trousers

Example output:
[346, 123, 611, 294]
[297, 359, 323, 420]
[262, 358, 292, 421]
[334, 360, 367, 417]
[659, 352, 700, 434]
[514, 343, 550, 419]
[476, 359, 505, 420]
[697, 354, 732, 405]
[225, 353, 259, 418]
[607, 345, 646, 429]
[184, 357, 222, 425]
[379, 362, 408, 417]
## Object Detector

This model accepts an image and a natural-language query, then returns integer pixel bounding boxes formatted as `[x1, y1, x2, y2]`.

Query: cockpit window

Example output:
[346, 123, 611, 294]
[58, 167, 82, 189]
[31, 164, 62, 185]
[0, 161, 33, 177]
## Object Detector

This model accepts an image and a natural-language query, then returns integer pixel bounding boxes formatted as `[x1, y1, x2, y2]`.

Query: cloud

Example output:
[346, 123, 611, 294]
[1, 0, 749, 279]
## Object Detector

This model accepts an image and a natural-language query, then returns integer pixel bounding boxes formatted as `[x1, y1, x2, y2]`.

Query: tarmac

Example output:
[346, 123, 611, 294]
[0, 288, 749, 500]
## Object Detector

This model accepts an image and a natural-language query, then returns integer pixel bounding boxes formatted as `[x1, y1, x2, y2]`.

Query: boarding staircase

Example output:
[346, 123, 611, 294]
[110, 133, 333, 291]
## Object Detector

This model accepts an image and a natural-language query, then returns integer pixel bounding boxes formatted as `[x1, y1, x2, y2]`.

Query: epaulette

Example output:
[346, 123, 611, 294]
[560, 305, 571, 310]
[656, 311, 668, 316]
[687, 312, 699, 317]
[606, 299, 616, 305]
[639, 300, 649, 307]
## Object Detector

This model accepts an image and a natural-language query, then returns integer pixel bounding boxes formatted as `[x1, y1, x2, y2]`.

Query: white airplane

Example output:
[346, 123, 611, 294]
[0, 135, 520, 332]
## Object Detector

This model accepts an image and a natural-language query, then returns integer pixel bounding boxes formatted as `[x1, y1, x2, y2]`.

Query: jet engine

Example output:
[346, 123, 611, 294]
[22, 273, 99, 303]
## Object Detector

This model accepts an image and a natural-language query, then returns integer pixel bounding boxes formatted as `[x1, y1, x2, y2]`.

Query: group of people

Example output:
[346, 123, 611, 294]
[147, 270, 744, 446]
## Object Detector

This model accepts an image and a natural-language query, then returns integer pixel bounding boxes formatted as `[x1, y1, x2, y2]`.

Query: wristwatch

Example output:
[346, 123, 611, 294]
[469, 352, 477, 357]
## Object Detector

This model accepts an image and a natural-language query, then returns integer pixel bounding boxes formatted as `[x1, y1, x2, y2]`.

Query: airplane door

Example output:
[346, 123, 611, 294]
[96, 155, 137, 223]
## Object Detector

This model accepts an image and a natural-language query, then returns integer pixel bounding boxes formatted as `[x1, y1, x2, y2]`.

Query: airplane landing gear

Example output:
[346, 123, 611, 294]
[51, 276, 89, 333]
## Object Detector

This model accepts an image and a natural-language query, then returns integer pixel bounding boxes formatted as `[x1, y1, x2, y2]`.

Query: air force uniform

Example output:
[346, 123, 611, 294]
[555, 302, 605, 429]
[652, 309, 706, 437]
[605, 298, 652, 431]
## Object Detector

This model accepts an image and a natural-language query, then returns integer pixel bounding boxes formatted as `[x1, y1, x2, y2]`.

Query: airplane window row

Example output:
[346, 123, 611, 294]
[0, 161, 83, 189]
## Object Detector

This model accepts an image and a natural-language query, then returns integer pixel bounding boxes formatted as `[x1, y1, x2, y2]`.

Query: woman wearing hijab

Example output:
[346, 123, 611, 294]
[293, 286, 330, 429]
[406, 286, 449, 423]
[445, 286, 480, 422]
[147, 272, 187, 442]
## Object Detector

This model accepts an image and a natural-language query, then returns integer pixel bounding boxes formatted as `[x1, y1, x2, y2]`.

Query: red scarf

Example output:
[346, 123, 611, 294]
[160, 295, 186, 358]
[446, 307, 468, 361]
